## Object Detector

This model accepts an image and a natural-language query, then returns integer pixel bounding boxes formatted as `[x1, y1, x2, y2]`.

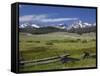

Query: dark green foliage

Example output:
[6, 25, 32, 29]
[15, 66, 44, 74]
[35, 41, 40, 43]
[26, 40, 40, 43]
[46, 42, 54, 45]
[48, 39, 80, 43]
[64, 39, 79, 42]
[26, 40, 33, 43]
[20, 26, 66, 34]
[76, 39, 81, 41]
[68, 26, 96, 35]
[81, 40, 88, 43]
[91, 39, 96, 41]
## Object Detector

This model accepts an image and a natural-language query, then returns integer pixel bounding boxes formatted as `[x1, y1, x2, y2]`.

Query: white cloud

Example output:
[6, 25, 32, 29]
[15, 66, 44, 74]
[19, 14, 47, 22]
[19, 14, 78, 23]
[20, 15, 34, 22]
[41, 18, 78, 22]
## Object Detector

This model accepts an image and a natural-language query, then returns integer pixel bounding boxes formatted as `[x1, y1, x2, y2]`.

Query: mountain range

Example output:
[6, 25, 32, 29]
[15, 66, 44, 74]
[19, 20, 96, 34]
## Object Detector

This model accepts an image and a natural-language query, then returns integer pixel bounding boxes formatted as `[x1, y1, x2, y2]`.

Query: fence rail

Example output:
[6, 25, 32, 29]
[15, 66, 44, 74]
[19, 54, 70, 66]
[19, 53, 96, 66]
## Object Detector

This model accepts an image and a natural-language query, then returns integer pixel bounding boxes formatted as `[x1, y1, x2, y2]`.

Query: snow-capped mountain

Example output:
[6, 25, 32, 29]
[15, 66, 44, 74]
[19, 23, 28, 28]
[83, 23, 92, 27]
[51, 23, 68, 29]
[31, 24, 40, 28]
[19, 23, 40, 28]
[93, 23, 96, 26]
[68, 20, 95, 30]
[19, 20, 96, 31]
[19, 20, 96, 34]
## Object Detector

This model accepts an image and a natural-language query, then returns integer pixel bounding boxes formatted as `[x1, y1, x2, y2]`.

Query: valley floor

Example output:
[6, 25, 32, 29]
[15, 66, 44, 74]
[19, 32, 96, 72]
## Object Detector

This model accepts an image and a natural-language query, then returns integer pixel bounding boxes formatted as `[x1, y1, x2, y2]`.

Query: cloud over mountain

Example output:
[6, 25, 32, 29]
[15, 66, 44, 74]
[19, 14, 78, 24]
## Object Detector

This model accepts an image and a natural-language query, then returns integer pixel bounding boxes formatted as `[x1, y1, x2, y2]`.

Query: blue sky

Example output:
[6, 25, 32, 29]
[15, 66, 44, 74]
[19, 4, 96, 26]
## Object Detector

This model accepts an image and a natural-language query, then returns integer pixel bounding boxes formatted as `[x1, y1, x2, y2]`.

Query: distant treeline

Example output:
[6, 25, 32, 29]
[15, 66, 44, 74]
[19, 26, 66, 34]
[68, 26, 96, 35]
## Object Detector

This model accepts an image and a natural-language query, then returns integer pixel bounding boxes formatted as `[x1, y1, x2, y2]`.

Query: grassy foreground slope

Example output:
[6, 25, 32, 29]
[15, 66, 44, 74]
[19, 32, 96, 72]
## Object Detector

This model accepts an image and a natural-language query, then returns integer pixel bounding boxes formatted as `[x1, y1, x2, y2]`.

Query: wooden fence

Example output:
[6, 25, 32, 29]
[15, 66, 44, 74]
[19, 54, 70, 66]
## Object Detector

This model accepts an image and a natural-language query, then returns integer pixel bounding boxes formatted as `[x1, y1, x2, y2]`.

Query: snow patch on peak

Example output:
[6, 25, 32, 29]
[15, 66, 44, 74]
[31, 24, 40, 28]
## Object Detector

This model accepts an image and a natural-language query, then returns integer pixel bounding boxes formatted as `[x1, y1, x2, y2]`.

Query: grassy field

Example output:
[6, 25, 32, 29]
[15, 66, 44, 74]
[19, 32, 96, 72]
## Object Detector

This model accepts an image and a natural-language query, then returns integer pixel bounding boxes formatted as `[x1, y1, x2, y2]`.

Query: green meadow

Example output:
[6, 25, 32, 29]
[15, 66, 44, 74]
[19, 32, 96, 72]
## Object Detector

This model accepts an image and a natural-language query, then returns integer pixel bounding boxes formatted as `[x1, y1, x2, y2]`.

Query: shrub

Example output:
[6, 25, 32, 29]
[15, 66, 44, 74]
[76, 39, 81, 41]
[46, 42, 53, 45]
[26, 40, 33, 43]
[69, 40, 77, 42]
[81, 40, 88, 43]
[26, 40, 40, 43]
[50, 40, 60, 43]
[91, 39, 96, 41]
[35, 41, 40, 43]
